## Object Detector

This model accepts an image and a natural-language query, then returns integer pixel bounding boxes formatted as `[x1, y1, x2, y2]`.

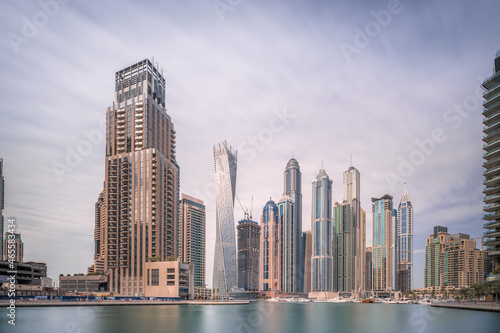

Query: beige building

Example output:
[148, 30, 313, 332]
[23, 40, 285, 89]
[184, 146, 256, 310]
[144, 261, 194, 299]
[425, 227, 485, 288]
[260, 199, 281, 292]
[3, 232, 23, 263]
[88, 59, 180, 296]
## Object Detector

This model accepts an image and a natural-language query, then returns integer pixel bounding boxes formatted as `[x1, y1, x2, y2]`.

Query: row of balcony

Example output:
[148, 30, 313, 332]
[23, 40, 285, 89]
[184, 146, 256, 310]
[483, 220, 500, 229]
[483, 229, 500, 238]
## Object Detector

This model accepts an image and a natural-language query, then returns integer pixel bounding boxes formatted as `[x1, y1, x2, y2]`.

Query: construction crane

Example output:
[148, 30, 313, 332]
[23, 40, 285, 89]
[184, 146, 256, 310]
[235, 193, 253, 221]
[472, 236, 484, 250]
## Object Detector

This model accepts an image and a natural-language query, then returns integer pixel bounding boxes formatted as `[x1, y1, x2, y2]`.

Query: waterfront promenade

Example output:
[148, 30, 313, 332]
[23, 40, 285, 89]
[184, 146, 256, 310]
[432, 301, 500, 313]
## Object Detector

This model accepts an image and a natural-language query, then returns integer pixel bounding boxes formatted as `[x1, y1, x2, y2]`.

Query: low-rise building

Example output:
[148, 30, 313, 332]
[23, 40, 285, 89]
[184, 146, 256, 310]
[59, 275, 105, 293]
[144, 261, 194, 299]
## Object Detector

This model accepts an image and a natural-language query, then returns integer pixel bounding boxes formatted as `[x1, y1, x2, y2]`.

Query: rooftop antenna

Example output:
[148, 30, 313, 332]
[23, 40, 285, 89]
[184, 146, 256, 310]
[321, 160, 324, 169]
[292, 151, 294, 158]
[350, 154, 352, 167]
[250, 196, 253, 221]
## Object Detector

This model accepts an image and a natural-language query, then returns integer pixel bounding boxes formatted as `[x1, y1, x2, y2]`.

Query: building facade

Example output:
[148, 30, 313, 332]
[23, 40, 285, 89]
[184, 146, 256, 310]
[332, 201, 354, 292]
[397, 184, 413, 292]
[283, 157, 302, 292]
[425, 226, 449, 287]
[425, 227, 485, 288]
[278, 195, 299, 292]
[311, 169, 333, 292]
[212, 141, 238, 297]
[372, 194, 395, 292]
[343, 166, 364, 294]
[90, 59, 180, 296]
[237, 219, 260, 291]
[260, 199, 281, 291]
[365, 246, 373, 291]
[482, 49, 500, 279]
[144, 261, 194, 299]
[302, 230, 312, 293]
[179, 194, 206, 288]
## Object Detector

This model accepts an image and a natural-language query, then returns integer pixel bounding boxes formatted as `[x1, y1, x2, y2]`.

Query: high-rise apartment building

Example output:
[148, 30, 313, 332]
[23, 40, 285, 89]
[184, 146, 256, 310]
[88, 190, 106, 274]
[397, 184, 413, 293]
[482, 50, 500, 277]
[425, 227, 485, 288]
[179, 194, 206, 288]
[90, 59, 180, 296]
[212, 141, 238, 297]
[332, 201, 354, 292]
[283, 158, 302, 292]
[237, 218, 260, 291]
[365, 246, 373, 292]
[425, 226, 449, 287]
[372, 194, 395, 292]
[311, 168, 333, 292]
[0, 158, 4, 260]
[260, 199, 281, 291]
[278, 195, 298, 292]
[343, 166, 364, 293]
[301, 230, 312, 293]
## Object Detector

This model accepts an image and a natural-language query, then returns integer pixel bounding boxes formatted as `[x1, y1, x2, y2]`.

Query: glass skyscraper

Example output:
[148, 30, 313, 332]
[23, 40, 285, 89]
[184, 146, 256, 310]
[278, 195, 296, 292]
[342, 165, 364, 294]
[311, 168, 333, 292]
[397, 184, 413, 292]
[283, 158, 302, 292]
[332, 201, 354, 292]
[260, 199, 280, 291]
[90, 58, 180, 296]
[372, 194, 395, 292]
[482, 50, 500, 278]
[212, 141, 238, 297]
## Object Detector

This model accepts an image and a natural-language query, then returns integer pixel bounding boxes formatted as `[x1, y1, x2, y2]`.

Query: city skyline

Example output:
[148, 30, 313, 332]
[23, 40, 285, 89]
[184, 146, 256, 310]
[0, 1, 498, 289]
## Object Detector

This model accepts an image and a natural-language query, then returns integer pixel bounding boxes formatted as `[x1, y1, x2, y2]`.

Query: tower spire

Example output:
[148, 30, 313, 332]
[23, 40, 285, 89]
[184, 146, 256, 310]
[350, 154, 352, 167]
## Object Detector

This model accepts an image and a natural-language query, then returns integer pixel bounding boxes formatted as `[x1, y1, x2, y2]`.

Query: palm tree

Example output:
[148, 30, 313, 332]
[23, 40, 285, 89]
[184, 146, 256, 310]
[458, 287, 471, 300]
[471, 283, 486, 301]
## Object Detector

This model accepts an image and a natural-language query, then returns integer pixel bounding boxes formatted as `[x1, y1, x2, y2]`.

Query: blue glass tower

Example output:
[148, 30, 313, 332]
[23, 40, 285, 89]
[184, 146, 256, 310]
[311, 168, 333, 292]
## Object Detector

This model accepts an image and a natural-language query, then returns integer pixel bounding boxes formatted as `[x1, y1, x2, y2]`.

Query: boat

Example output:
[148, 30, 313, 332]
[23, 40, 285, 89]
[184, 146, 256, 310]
[361, 299, 374, 303]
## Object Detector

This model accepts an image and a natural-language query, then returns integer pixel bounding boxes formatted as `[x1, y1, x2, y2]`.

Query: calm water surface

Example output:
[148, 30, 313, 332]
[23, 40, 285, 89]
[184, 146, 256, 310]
[2, 302, 499, 333]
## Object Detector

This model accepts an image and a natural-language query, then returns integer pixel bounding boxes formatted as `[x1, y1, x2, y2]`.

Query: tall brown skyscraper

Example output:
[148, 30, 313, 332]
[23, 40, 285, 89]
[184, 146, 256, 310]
[90, 59, 180, 296]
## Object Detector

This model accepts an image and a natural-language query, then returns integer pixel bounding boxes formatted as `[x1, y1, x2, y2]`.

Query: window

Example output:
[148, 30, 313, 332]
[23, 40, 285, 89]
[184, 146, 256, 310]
[167, 275, 175, 280]
[151, 269, 159, 286]
[167, 268, 175, 273]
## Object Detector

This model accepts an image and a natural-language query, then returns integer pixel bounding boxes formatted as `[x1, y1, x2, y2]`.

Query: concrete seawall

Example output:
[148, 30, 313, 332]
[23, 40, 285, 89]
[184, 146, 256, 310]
[431, 303, 500, 313]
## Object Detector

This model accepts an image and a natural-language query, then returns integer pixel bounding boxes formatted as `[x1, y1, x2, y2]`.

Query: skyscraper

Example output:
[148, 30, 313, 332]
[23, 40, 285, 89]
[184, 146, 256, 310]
[179, 194, 206, 288]
[301, 230, 312, 293]
[283, 157, 302, 292]
[88, 190, 105, 274]
[278, 195, 298, 292]
[482, 50, 500, 277]
[260, 199, 281, 292]
[311, 168, 333, 292]
[212, 141, 238, 297]
[372, 194, 395, 293]
[237, 218, 260, 291]
[91, 58, 180, 296]
[342, 165, 365, 294]
[365, 246, 373, 292]
[332, 201, 354, 292]
[0, 158, 4, 261]
[397, 184, 413, 292]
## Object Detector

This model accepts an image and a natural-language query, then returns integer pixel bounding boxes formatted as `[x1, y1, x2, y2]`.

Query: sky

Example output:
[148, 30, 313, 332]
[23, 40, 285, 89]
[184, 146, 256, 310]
[0, 0, 499, 289]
